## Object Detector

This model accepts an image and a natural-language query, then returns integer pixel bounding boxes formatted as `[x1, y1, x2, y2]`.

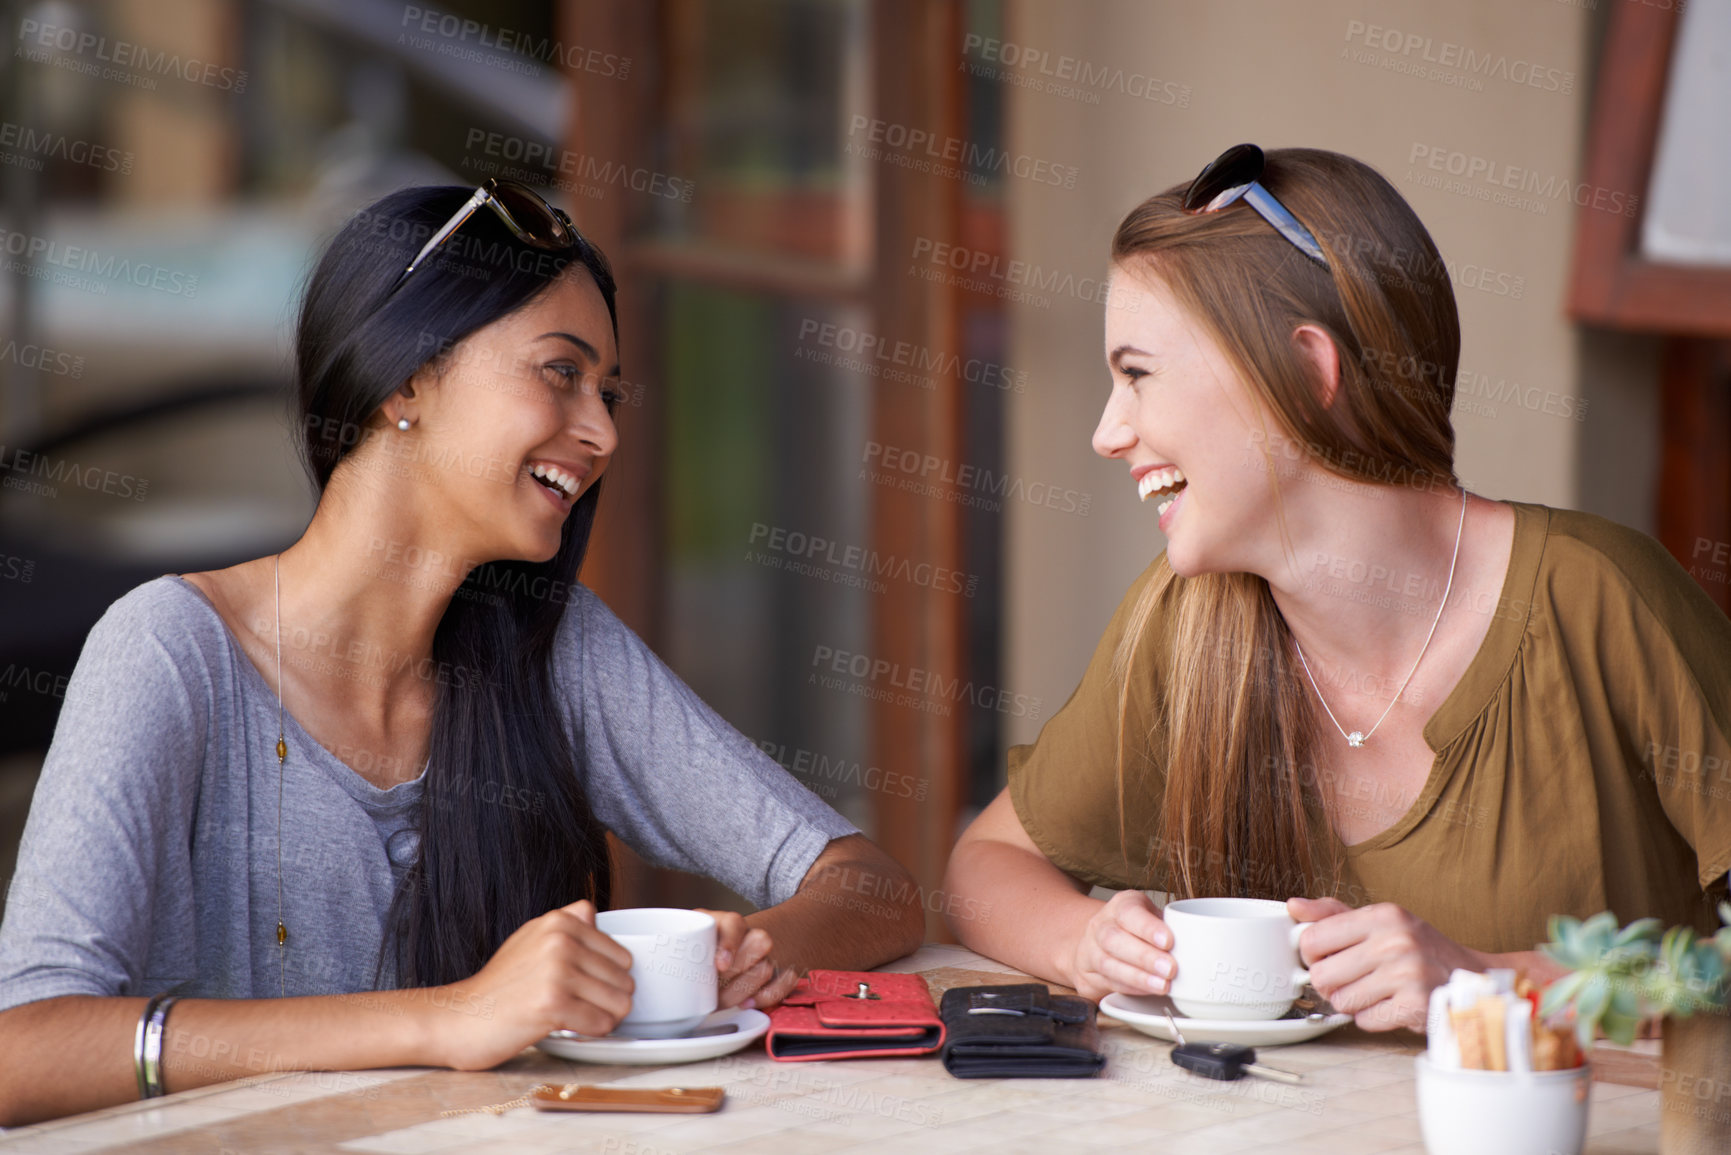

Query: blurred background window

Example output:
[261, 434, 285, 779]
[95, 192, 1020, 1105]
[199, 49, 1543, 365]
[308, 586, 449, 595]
[0, 0, 1010, 937]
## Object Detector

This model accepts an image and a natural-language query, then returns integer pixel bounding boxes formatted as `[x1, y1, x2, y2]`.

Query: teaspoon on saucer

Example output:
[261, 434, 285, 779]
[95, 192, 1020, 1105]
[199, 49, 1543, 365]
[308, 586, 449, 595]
[1290, 988, 1338, 1022]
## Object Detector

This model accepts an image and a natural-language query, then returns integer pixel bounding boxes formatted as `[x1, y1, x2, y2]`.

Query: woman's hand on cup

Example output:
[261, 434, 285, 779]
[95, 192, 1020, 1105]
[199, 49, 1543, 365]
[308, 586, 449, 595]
[1289, 896, 1484, 1032]
[1068, 890, 1175, 1002]
[698, 909, 801, 1011]
[428, 898, 636, 1070]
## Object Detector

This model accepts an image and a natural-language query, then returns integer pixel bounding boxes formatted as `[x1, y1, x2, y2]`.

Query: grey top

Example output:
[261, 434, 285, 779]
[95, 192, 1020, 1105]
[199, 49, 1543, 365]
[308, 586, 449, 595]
[0, 576, 858, 1011]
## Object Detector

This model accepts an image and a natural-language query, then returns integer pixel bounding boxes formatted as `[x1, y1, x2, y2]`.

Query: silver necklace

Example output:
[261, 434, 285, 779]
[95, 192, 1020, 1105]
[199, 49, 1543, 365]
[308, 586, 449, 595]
[273, 554, 288, 996]
[1291, 486, 1467, 749]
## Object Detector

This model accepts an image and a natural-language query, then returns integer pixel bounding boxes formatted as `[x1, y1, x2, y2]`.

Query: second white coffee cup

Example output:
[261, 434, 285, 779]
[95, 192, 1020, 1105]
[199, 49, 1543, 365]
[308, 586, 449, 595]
[1164, 897, 1309, 1021]
[595, 907, 718, 1038]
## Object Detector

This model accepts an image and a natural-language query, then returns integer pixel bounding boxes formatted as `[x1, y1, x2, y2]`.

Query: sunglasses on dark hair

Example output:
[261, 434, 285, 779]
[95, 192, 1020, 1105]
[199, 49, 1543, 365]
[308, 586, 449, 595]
[1182, 144, 1328, 268]
[390, 179, 582, 294]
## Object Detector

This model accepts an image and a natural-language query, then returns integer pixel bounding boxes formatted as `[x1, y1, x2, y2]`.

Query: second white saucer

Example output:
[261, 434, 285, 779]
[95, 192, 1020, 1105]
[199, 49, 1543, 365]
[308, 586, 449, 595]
[1100, 992, 1352, 1047]
[536, 1008, 771, 1065]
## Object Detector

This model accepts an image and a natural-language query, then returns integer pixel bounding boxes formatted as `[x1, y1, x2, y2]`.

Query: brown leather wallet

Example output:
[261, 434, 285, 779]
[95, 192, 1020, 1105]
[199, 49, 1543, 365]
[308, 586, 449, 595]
[530, 1084, 725, 1113]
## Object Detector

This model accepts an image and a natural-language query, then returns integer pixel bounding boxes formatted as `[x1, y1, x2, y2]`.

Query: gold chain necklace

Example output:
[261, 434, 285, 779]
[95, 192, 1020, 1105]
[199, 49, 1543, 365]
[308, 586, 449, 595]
[273, 554, 288, 997]
[269, 554, 433, 998]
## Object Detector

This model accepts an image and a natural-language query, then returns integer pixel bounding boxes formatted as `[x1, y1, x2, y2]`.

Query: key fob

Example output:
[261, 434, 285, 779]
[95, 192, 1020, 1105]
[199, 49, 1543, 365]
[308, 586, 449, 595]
[1171, 1041, 1254, 1080]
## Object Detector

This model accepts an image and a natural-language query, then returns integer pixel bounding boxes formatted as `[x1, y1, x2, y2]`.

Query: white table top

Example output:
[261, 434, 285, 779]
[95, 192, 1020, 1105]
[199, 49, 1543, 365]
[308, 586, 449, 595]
[0, 944, 1660, 1154]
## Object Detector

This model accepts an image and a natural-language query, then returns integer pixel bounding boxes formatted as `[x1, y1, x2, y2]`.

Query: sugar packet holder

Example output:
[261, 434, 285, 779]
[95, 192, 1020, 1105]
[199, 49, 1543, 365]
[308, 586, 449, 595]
[938, 983, 1106, 1078]
[1425, 967, 1582, 1073]
[765, 969, 945, 1061]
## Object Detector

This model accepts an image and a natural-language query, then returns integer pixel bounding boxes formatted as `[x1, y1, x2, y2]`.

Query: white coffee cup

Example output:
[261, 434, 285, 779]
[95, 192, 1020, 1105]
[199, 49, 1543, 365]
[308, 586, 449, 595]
[595, 908, 718, 1039]
[1414, 1055, 1591, 1155]
[1163, 897, 1310, 1021]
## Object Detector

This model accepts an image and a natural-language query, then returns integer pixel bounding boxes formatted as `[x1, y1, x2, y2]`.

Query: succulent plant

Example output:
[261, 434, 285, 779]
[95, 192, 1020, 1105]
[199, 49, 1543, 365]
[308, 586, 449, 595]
[1539, 902, 1731, 1049]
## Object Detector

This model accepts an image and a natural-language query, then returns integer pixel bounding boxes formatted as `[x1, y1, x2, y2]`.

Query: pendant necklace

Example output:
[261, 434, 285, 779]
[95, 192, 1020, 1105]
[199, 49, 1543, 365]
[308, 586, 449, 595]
[1291, 486, 1467, 749]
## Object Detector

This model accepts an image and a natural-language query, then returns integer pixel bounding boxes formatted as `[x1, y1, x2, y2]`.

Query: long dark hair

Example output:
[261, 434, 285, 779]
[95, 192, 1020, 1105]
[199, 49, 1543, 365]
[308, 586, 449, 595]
[294, 185, 615, 988]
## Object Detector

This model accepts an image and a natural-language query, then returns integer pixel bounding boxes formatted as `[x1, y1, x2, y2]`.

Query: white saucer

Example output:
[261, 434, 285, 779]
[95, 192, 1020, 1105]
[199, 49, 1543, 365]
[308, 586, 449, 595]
[1099, 992, 1352, 1047]
[536, 1008, 770, 1065]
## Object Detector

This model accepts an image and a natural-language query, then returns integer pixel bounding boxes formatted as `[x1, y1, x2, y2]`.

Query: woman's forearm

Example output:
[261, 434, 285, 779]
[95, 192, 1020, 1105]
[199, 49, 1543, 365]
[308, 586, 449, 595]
[0, 987, 445, 1127]
[942, 836, 1104, 989]
[746, 836, 926, 975]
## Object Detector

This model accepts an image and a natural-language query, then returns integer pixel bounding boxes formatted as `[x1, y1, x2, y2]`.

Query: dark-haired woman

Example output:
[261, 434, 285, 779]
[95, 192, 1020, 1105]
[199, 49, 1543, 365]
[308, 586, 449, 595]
[944, 147, 1731, 1032]
[0, 183, 922, 1125]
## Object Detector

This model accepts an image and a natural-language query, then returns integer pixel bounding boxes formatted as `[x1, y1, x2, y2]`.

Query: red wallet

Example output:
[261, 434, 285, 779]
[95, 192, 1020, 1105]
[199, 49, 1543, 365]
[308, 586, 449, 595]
[766, 970, 946, 1061]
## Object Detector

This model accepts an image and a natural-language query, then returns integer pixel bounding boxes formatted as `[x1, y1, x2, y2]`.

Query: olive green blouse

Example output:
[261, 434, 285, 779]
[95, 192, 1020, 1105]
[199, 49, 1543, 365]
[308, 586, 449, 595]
[1010, 502, 1731, 954]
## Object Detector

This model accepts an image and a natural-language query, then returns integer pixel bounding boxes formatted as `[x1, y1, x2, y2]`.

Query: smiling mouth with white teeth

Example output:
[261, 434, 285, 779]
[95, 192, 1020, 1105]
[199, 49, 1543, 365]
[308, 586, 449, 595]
[528, 462, 582, 501]
[1137, 466, 1187, 515]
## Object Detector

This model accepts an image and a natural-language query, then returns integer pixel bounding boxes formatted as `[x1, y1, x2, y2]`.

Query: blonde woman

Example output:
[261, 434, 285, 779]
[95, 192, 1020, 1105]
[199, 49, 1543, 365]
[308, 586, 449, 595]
[944, 146, 1731, 1031]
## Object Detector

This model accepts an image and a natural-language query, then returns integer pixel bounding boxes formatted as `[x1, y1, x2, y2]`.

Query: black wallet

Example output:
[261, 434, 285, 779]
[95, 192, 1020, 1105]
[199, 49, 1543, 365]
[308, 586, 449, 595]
[938, 983, 1106, 1078]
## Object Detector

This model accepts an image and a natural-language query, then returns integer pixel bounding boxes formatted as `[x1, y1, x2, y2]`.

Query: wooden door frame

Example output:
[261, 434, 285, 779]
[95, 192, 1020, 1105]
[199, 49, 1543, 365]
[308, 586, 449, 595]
[1568, 0, 1731, 612]
[866, 0, 969, 938]
[1567, 0, 1731, 336]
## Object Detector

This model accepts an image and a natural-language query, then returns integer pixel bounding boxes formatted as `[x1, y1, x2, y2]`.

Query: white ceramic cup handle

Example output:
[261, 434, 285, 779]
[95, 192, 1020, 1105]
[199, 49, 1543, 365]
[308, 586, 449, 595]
[1289, 922, 1311, 988]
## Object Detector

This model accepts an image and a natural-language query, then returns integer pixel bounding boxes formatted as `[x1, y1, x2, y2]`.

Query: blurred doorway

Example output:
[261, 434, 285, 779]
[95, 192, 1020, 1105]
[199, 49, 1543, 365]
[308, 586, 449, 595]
[567, 0, 1009, 935]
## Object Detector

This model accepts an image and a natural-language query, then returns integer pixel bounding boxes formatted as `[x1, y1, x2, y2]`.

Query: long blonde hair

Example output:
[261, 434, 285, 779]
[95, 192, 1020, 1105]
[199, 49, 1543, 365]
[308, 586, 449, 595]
[1109, 149, 1460, 900]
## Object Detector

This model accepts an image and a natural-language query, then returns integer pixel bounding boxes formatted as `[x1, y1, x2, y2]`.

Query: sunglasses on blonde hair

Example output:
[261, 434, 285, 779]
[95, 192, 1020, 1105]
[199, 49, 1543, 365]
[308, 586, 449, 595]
[1183, 144, 1329, 268]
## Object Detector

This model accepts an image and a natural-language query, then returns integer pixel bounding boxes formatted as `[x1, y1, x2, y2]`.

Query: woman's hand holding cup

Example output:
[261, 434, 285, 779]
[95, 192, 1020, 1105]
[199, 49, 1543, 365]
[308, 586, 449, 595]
[1068, 890, 1175, 1002]
[428, 898, 636, 1070]
[696, 909, 802, 1010]
[1289, 896, 1485, 1032]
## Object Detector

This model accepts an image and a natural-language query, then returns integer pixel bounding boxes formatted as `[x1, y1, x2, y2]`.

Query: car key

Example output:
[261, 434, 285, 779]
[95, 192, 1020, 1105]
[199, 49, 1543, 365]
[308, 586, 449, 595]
[1160, 1010, 1305, 1086]
[1171, 1041, 1304, 1085]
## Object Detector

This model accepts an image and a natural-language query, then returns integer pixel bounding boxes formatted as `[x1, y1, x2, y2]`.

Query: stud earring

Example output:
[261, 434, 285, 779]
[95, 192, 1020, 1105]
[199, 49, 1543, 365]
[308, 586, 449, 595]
[397, 417, 411, 431]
